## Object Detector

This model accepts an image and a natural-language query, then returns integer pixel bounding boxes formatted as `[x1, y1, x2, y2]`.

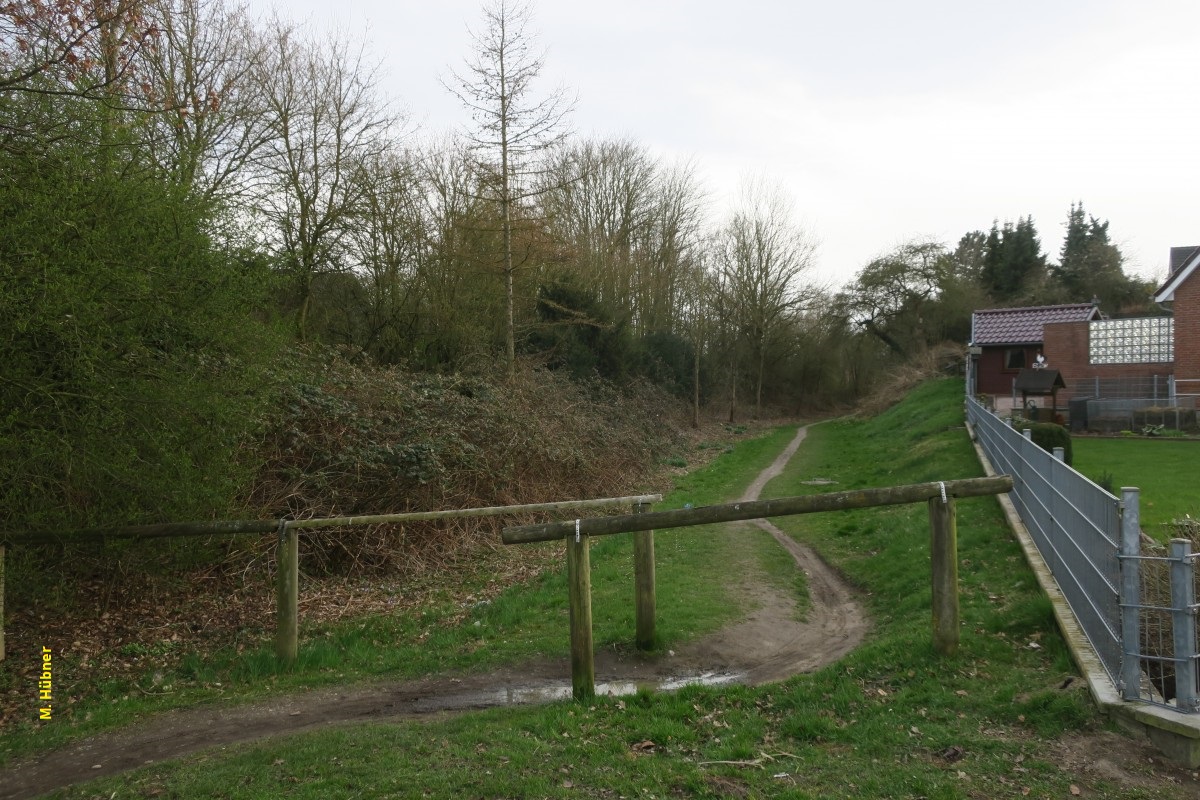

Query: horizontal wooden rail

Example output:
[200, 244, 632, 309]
[284, 495, 663, 532]
[0, 492, 663, 666]
[0, 494, 664, 546]
[502, 477, 1013, 544]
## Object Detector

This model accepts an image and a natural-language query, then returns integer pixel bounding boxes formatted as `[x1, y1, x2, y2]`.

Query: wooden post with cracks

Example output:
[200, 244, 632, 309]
[633, 502, 656, 651]
[928, 493, 959, 656]
[276, 521, 299, 664]
[567, 521, 594, 699]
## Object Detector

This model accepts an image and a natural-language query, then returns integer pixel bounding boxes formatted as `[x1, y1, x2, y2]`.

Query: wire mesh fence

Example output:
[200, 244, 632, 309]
[966, 395, 1200, 713]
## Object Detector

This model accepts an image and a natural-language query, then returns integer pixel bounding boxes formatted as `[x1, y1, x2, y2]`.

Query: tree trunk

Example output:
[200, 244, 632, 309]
[862, 318, 908, 358]
[754, 343, 765, 420]
[692, 338, 701, 429]
[727, 359, 737, 424]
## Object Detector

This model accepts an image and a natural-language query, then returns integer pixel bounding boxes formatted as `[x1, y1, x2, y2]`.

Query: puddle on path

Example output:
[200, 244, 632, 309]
[410, 671, 744, 712]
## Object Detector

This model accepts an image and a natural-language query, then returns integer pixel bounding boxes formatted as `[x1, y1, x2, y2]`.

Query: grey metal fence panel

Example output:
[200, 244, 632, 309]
[966, 397, 1124, 688]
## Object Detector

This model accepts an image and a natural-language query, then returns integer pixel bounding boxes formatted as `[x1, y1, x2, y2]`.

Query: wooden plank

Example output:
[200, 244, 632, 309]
[276, 524, 299, 663]
[928, 496, 959, 656]
[0, 494, 663, 546]
[567, 526, 594, 699]
[633, 502, 655, 651]
[503, 476, 1014, 544]
[1, 519, 278, 546]
[286, 494, 662, 531]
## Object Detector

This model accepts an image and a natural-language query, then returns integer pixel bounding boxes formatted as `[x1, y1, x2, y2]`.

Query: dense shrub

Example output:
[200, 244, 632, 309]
[1029, 422, 1073, 466]
[243, 351, 686, 572]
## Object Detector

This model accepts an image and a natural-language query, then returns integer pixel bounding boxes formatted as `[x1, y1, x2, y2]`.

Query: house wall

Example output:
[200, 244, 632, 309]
[1176, 272, 1200, 382]
[1043, 321, 1169, 400]
[975, 346, 1039, 395]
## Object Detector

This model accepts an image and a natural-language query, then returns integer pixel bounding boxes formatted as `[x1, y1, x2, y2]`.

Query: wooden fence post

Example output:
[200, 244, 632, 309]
[276, 522, 298, 663]
[928, 493, 959, 656]
[633, 502, 656, 651]
[567, 522, 594, 699]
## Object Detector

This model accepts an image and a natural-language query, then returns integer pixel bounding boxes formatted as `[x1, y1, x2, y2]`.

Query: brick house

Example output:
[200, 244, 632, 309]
[1154, 245, 1200, 396]
[967, 303, 1100, 397]
[968, 246, 1200, 417]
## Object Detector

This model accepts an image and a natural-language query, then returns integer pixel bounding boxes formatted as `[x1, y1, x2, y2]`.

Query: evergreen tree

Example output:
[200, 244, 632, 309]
[980, 216, 1047, 302]
[1053, 201, 1141, 311]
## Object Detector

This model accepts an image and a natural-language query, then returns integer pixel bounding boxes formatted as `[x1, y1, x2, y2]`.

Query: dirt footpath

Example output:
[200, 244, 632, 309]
[0, 424, 869, 800]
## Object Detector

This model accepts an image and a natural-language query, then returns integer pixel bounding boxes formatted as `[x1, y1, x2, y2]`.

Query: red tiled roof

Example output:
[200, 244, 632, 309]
[971, 304, 1099, 346]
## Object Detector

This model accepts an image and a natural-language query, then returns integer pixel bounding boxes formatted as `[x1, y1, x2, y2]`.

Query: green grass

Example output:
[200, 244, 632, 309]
[0, 425, 803, 765]
[1072, 437, 1200, 537]
[41, 378, 1188, 800]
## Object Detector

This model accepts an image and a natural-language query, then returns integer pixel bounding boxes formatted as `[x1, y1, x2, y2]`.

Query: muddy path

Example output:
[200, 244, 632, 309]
[0, 424, 868, 800]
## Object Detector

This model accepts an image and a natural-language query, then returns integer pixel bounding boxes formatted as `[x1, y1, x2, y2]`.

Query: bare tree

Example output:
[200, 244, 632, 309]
[445, 0, 573, 377]
[253, 20, 397, 339]
[539, 139, 705, 336]
[714, 178, 816, 420]
[139, 0, 271, 204]
[0, 0, 152, 97]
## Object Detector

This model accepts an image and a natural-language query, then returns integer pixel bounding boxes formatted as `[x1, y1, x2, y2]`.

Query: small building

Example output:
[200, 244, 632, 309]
[967, 303, 1100, 396]
[968, 246, 1200, 427]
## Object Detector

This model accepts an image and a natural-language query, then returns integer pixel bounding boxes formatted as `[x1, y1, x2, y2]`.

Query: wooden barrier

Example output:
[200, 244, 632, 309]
[0, 494, 661, 664]
[503, 476, 1013, 698]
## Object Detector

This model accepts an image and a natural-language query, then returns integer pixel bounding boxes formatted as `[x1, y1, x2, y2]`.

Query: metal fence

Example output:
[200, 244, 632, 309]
[1081, 376, 1175, 401]
[966, 396, 1200, 712]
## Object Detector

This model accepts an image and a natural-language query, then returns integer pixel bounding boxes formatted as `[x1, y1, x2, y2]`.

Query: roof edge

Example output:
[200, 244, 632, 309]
[1155, 249, 1200, 304]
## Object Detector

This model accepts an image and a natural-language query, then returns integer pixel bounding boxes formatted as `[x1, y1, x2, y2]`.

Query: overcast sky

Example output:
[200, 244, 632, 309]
[252, 0, 1199, 290]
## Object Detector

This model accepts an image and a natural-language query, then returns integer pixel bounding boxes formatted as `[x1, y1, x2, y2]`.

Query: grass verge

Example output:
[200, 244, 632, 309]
[43, 379, 1196, 799]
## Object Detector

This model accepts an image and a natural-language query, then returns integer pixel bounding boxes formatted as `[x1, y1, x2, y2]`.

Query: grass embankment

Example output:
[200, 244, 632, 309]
[48, 378, 1193, 799]
[1072, 437, 1200, 537]
[0, 425, 799, 765]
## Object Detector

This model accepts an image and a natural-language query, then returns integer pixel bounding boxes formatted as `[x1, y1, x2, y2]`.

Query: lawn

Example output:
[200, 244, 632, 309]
[1072, 436, 1200, 537]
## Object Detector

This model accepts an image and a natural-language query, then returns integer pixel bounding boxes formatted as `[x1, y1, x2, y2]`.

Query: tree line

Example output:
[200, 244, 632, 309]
[0, 0, 1156, 530]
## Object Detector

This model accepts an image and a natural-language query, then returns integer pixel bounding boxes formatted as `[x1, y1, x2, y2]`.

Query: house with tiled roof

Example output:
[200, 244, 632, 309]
[968, 303, 1100, 395]
[969, 246, 1200, 425]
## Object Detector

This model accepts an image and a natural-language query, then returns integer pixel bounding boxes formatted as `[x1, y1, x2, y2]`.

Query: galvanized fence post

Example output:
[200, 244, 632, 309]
[1120, 488, 1143, 701]
[1170, 538, 1198, 710]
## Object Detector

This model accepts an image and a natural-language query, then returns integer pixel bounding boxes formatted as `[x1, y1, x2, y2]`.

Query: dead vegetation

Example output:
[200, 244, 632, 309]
[1137, 517, 1200, 703]
[853, 342, 965, 418]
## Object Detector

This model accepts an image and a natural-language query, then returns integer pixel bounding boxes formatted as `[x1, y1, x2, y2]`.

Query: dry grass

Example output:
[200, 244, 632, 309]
[853, 342, 965, 418]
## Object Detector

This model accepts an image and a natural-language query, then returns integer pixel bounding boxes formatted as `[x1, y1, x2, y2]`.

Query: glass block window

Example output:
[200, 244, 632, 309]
[1089, 317, 1174, 364]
